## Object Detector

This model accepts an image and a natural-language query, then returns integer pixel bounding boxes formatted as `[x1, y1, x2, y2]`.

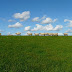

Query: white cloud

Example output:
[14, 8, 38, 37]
[24, 31, 31, 35]
[53, 19, 58, 22]
[32, 16, 57, 24]
[44, 24, 54, 31]
[41, 18, 52, 24]
[53, 25, 63, 31]
[8, 19, 16, 22]
[64, 19, 70, 22]
[27, 31, 31, 33]
[32, 17, 40, 22]
[41, 15, 46, 20]
[31, 24, 63, 31]
[8, 22, 23, 28]
[31, 24, 44, 31]
[13, 11, 30, 21]
[41, 17, 57, 24]
[32, 15, 46, 22]
[24, 26, 31, 31]
[64, 19, 72, 27]
[66, 29, 72, 33]
[58, 33, 64, 36]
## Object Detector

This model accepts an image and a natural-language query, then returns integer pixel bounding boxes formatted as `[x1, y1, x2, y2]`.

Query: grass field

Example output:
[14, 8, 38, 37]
[0, 36, 72, 72]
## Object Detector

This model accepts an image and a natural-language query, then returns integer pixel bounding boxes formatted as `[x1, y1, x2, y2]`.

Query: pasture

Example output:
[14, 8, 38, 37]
[0, 36, 72, 72]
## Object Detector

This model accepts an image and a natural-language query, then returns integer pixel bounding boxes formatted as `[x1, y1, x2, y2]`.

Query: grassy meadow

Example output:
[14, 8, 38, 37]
[0, 36, 72, 72]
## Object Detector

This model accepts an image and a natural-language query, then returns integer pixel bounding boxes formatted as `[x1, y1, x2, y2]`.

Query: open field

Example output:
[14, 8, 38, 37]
[0, 36, 72, 72]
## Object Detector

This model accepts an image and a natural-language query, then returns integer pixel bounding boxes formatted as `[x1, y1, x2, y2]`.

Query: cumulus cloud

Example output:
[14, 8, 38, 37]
[64, 19, 72, 27]
[24, 26, 31, 31]
[64, 19, 70, 22]
[41, 18, 52, 24]
[53, 25, 63, 31]
[13, 11, 30, 21]
[53, 18, 58, 22]
[27, 31, 31, 33]
[41, 17, 57, 24]
[32, 17, 40, 22]
[66, 29, 72, 33]
[41, 15, 46, 20]
[32, 15, 46, 22]
[24, 31, 31, 35]
[44, 24, 54, 31]
[58, 33, 64, 36]
[32, 15, 57, 24]
[8, 22, 23, 28]
[31, 24, 63, 31]
[8, 19, 16, 22]
[31, 24, 44, 31]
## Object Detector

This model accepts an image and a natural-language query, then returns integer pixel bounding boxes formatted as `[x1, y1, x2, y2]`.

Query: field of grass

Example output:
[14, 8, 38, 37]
[0, 36, 72, 72]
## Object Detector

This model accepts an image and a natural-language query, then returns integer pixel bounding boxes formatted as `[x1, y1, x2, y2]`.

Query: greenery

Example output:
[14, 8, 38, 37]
[0, 36, 72, 72]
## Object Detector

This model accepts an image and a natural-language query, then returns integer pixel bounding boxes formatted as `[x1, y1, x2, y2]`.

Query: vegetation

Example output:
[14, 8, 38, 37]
[0, 36, 72, 72]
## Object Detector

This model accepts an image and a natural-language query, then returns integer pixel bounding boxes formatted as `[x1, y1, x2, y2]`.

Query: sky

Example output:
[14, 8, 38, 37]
[0, 0, 72, 35]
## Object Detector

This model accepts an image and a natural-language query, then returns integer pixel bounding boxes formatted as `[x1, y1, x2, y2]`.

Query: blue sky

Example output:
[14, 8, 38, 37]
[0, 0, 72, 35]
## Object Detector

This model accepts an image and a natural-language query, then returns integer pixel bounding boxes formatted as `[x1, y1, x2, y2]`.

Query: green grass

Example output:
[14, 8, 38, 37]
[0, 36, 72, 72]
